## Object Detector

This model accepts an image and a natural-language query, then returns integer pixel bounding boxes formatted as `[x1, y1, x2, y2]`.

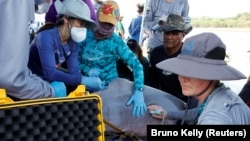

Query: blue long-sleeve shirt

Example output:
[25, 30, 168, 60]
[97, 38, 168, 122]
[128, 15, 143, 42]
[28, 27, 82, 86]
[78, 30, 144, 89]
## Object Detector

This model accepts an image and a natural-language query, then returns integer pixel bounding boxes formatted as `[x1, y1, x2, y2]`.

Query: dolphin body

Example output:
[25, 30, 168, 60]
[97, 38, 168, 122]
[96, 78, 186, 137]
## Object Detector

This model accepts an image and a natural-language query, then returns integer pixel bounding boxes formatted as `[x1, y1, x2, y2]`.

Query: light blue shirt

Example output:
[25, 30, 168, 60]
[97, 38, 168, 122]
[0, 0, 54, 99]
[143, 0, 190, 49]
[198, 84, 250, 124]
[168, 84, 250, 124]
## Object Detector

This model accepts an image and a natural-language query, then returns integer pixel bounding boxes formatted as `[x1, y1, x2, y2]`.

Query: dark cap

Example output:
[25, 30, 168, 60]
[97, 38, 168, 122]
[159, 14, 185, 32]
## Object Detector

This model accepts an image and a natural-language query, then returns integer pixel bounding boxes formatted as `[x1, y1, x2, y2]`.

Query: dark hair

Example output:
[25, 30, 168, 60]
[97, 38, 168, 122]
[36, 15, 65, 34]
[126, 39, 144, 63]
[136, 3, 144, 13]
[36, 15, 81, 34]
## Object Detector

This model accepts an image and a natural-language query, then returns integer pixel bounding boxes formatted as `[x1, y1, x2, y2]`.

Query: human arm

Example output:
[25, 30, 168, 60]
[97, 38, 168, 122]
[118, 42, 144, 91]
[77, 31, 106, 92]
[81, 76, 106, 92]
[181, 0, 191, 30]
[142, 0, 159, 31]
[147, 105, 167, 120]
[64, 43, 107, 92]
[0, 0, 55, 99]
[78, 30, 93, 75]
[117, 41, 146, 117]
[147, 104, 198, 121]
[36, 32, 82, 86]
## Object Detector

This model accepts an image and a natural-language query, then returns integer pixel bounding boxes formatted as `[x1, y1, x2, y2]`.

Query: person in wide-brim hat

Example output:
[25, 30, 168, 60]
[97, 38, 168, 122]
[28, 0, 107, 97]
[157, 33, 245, 80]
[55, 0, 96, 31]
[147, 32, 250, 125]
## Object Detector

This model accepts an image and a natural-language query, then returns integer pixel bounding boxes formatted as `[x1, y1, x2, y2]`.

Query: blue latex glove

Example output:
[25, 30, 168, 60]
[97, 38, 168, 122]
[81, 76, 106, 92]
[88, 68, 102, 77]
[126, 90, 147, 118]
[50, 81, 67, 98]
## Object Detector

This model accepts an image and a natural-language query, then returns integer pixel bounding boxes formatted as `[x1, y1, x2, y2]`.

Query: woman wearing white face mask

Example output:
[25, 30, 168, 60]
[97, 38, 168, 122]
[28, 0, 106, 94]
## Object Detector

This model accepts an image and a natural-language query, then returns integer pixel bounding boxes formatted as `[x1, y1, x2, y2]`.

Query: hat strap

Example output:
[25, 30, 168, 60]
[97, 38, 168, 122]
[195, 80, 213, 97]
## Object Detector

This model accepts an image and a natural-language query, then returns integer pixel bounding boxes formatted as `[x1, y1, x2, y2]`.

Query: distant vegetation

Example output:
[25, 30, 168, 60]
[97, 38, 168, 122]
[191, 12, 250, 28]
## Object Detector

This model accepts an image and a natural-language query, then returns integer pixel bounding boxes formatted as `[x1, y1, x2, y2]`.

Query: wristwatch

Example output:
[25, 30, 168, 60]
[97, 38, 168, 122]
[137, 88, 143, 91]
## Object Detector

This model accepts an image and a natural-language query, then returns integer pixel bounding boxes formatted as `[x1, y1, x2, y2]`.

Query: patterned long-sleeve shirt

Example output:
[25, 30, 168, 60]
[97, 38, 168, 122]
[78, 30, 144, 89]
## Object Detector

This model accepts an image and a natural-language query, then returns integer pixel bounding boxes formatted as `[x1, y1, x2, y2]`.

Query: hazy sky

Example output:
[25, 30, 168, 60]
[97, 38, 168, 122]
[35, 0, 250, 21]
[116, 0, 250, 18]
[112, 0, 250, 35]
[188, 0, 250, 18]
[35, 0, 250, 35]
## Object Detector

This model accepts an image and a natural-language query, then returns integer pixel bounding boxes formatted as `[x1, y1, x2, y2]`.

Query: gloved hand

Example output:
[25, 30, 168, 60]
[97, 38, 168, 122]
[50, 81, 67, 98]
[81, 76, 106, 92]
[88, 68, 102, 77]
[126, 90, 147, 118]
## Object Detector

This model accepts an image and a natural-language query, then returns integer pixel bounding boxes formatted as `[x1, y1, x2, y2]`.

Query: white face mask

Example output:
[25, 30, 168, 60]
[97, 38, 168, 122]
[35, 0, 52, 14]
[70, 27, 87, 43]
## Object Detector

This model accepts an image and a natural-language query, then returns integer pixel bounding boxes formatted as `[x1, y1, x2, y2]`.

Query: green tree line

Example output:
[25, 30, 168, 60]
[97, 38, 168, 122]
[191, 12, 250, 28]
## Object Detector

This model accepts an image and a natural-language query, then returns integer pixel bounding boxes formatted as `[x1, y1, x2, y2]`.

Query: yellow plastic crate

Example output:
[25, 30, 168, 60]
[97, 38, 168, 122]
[0, 86, 105, 141]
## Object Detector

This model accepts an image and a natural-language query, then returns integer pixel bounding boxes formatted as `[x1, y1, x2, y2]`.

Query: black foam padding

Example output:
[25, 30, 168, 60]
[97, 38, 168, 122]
[0, 99, 102, 141]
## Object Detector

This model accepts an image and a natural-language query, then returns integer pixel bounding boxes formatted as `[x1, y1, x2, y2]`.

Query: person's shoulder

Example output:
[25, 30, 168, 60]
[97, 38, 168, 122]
[208, 85, 244, 105]
[38, 27, 57, 38]
[111, 33, 124, 41]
